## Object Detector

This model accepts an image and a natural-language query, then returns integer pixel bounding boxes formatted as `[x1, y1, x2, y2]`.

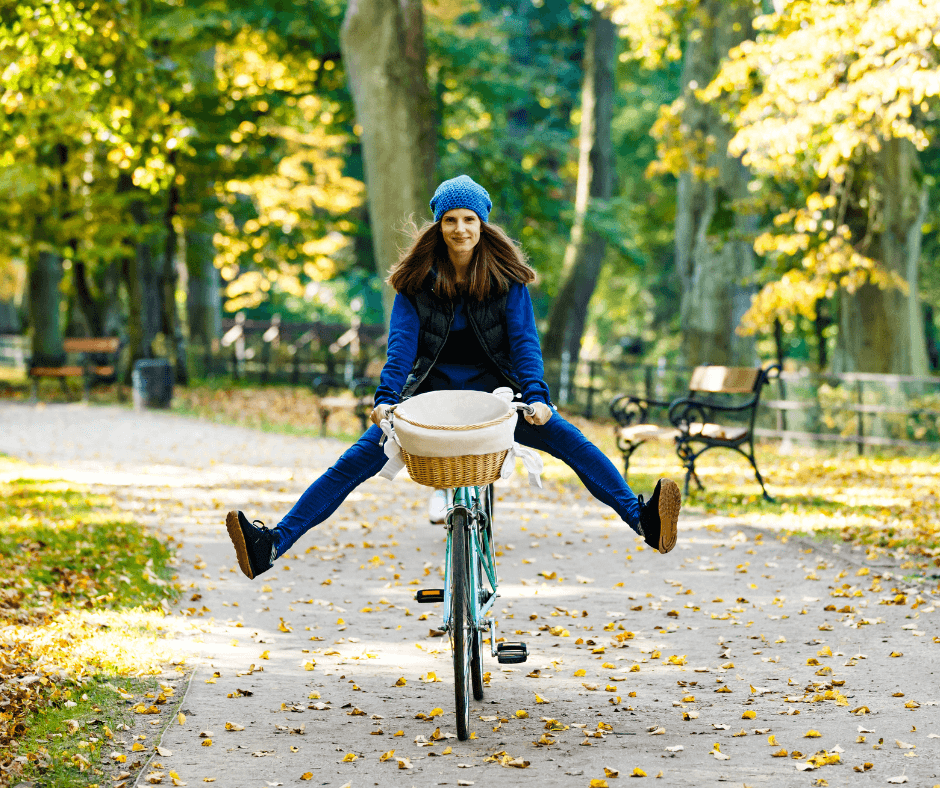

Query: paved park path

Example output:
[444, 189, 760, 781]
[2, 402, 939, 787]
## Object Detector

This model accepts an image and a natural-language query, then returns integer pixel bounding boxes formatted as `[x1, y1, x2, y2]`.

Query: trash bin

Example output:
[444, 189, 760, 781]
[132, 358, 173, 410]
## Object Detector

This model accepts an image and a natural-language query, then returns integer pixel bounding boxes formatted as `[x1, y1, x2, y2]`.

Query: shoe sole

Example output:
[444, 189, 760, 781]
[656, 480, 681, 554]
[226, 511, 255, 579]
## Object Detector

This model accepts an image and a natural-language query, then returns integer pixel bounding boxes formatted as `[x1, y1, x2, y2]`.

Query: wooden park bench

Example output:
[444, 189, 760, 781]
[312, 375, 377, 436]
[29, 337, 122, 402]
[610, 363, 781, 501]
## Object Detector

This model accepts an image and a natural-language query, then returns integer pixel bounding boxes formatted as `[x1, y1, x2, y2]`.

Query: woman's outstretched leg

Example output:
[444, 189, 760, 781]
[227, 425, 388, 578]
[514, 410, 680, 553]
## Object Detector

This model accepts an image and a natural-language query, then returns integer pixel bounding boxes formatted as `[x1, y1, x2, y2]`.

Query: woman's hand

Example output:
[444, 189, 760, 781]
[524, 402, 553, 426]
[370, 404, 392, 427]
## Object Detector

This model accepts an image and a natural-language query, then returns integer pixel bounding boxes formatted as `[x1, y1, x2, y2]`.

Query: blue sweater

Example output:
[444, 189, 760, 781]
[374, 281, 552, 407]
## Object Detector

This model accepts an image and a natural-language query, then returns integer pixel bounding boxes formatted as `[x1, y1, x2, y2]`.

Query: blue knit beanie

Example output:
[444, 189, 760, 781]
[430, 175, 492, 223]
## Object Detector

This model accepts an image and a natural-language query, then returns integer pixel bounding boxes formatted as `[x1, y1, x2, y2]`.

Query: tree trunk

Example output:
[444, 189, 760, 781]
[543, 9, 616, 395]
[183, 45, 222, 366]
[340, 0, 436, 325]
[28, 144, 67, 366]
[833, 138, 929, 375]
[185, 212, 221, 355]
[72, 259, 122, 338]
[0, 299, 19, 334]
[161, 159, 189, 384]
[674, 0, 758, 367]
[120, 174, 151, 378]
[28, 249, 64, 366]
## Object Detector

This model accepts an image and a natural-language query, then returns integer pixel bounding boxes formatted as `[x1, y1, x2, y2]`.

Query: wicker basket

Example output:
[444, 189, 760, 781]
[400, 446, 509, 488]
[391, 390, 517, 487]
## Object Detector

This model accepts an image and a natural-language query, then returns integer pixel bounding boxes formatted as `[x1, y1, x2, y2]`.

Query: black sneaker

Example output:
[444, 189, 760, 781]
[638, 479, 681, 554]
[226, 511, 277, 579]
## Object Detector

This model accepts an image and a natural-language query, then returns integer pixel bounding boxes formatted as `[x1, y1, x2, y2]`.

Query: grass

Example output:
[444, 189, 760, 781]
[0, 466, 180, 788]
[16, 674, 165, 788]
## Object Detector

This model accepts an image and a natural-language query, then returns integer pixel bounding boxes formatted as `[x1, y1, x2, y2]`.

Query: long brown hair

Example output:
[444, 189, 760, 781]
[386, 218, 536, 301]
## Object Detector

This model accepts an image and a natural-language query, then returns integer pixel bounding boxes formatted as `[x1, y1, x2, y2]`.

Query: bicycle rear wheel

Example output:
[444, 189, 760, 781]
[450, 509, 473, 740]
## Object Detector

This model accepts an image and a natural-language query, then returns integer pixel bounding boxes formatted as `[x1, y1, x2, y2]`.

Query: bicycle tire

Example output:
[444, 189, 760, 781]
[470, 550, 485, 701]
[471, 485, 495, 701]
[450, 509, 472, 740]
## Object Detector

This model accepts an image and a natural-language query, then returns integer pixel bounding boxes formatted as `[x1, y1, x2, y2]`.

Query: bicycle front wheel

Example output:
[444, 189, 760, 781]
[470, 550, 485, 701]
[450, 509, 473, 740]
[471, 484, 495, 700]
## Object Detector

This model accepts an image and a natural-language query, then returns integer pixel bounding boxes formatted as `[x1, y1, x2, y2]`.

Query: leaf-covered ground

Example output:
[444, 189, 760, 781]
[0, 461, 181, 787]
[2, 400, 940, 786]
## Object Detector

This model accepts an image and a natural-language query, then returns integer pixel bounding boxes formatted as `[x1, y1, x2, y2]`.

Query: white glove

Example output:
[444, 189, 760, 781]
[370, 404, 392, 427]
[524, 402, 553, 426]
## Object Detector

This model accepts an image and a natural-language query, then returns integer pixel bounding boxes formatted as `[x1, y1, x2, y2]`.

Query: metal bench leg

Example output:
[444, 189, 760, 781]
[30, 377, 39, 404]
[319, 406, 329, 437]
[676, 439, 705, 497]
[743, 442, 773, 502]
[620, 441, 642, 482]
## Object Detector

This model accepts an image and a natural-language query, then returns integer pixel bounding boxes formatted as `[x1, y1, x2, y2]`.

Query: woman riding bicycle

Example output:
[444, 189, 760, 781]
[226, 175, 681, 578]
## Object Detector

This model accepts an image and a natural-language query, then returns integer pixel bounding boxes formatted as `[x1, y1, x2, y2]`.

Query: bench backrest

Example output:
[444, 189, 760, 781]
[688, 366, 760, 394]
[64, 337, 120, 354]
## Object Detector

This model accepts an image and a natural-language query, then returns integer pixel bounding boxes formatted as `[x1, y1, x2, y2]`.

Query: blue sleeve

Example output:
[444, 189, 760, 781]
[506, 282, 552, 405]
[374, 293, 419, 406]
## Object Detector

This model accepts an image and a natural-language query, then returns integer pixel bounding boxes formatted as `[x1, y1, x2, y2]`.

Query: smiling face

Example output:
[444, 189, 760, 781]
[440, 208, 481, 257]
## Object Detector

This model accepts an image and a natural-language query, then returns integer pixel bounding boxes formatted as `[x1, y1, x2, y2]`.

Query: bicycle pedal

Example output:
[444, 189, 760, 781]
[416, 589, 444, 604]
[496, 642, 527, 663]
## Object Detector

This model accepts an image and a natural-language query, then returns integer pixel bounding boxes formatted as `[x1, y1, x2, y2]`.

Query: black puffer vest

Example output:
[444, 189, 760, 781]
[400, 274, 520, 400]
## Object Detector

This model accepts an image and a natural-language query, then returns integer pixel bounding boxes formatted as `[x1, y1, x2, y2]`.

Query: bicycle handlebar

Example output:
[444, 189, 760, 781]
[384, 397, 536, 419]
[512, 402, 536, 417]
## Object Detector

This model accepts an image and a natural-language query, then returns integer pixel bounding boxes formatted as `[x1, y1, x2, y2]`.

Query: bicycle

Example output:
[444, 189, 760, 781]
[413, 402, 534, 741]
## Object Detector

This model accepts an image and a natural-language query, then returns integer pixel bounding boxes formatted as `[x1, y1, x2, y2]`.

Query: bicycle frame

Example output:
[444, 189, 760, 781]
[439, 485, 501, 657]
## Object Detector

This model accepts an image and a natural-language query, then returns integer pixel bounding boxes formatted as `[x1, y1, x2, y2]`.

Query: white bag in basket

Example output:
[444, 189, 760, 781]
[377, 389, 542, 486]
[394, 390, 517, 457]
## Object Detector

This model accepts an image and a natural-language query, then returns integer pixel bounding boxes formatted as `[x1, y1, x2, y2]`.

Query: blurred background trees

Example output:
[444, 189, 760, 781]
[0, 0, 938, 383]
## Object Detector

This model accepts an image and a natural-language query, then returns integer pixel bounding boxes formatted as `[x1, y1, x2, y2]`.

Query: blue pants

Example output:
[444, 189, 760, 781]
[273, 410, 642, 556]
